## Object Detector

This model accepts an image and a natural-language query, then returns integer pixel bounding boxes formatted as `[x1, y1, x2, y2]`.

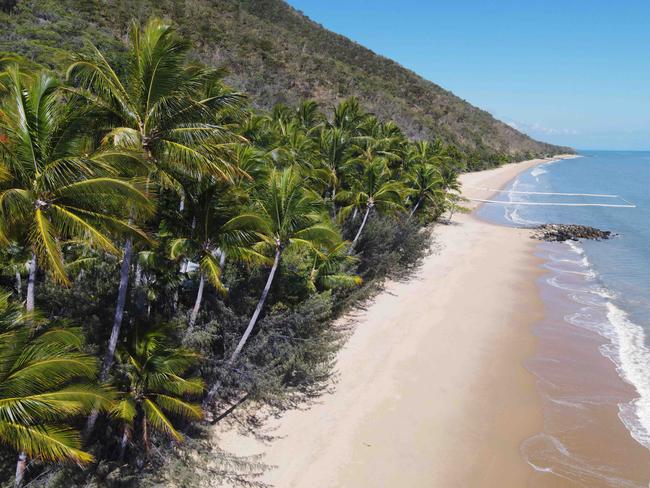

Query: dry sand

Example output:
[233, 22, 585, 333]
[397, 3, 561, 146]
[215, 155, 577, 487]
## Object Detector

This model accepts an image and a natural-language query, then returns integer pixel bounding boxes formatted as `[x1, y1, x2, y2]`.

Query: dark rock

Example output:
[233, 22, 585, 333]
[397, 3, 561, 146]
[530, 224, 613, 242]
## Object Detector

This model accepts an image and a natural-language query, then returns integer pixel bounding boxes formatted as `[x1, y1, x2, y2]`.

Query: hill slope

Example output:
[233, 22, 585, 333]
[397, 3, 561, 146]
[0, 0, 571, 157]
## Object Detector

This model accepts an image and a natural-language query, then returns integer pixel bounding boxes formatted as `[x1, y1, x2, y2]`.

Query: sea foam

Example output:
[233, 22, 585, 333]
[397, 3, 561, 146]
[605, 303, 650, 450]
[545, 240, 650, 451]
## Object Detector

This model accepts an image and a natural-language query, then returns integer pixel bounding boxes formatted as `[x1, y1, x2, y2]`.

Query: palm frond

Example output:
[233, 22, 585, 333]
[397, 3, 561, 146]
[0, 423, 93, 465]
[31, 209, 68, 284]
[200, 254, 226, 294]
[141, 398, 182, 442]
[152, 394, 202, 421]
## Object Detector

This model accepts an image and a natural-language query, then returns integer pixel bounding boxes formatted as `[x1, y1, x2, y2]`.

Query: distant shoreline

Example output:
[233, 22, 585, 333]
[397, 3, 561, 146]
[214, 155, 575, 487]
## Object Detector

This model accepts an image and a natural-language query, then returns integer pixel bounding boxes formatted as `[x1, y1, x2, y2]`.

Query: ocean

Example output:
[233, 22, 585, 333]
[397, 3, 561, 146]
[478, 151, 650, 487]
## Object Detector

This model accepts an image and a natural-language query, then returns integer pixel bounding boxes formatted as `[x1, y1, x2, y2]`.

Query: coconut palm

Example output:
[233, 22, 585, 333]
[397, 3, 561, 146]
[295, 100, 325, 133]
[437, 157, 463, 220]
[168, 180, 268, 329]
[307, 242, 361, 293]
[224, 167, 340, 364]
[0, 291, 113, 487]
[0, 68, 150, 315]
[66, 17, 243, 383]
[318, 127, 353, 207]
[270, 118, 318, 169]
[332, 97, 369, 133]
[337, 159, 406, 251]
[112, 323, 203, 460]
[406, 162, 444, 218]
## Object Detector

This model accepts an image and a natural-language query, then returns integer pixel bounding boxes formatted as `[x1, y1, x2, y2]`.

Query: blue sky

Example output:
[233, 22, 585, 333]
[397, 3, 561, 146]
[286, 1, 650, 150]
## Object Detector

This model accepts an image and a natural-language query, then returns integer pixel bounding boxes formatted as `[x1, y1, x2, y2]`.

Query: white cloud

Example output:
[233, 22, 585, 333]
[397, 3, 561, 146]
[506, 120, 578, 136]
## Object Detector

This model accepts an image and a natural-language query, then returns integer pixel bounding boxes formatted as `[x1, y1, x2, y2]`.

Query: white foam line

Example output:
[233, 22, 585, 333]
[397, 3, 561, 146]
[465, 186, 620, 198]
[467, 198, 636, 208]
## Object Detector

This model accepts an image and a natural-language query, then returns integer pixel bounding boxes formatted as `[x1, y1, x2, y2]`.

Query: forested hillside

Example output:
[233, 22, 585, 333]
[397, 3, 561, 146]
[0, 0, 571, 161]
[0, 4, 572, 487]
[0, 15, 472, 487]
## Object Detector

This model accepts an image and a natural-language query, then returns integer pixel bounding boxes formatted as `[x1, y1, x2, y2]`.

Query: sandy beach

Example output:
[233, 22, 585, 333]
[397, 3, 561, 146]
[215, 155, 576, 487]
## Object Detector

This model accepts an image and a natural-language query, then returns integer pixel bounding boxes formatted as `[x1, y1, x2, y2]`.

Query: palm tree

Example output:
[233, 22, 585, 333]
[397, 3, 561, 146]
[403, 141, 445, 218]
[270, 118, 318, 169]
[332, 97, 369, 133]
[318, 127, 353, 208]
[0, 291, 113, 487]
[313, 98, 372, 211]
[0, 67, 150, 315]
[66, 17, 242, 384]
[168, 180, 267, 329]
[437, 157, 463, 220]
[337, 160, 406, 251]
[407, 165, 444, 218]
[224, 167, 340, 364]
[307, 242, 361, 293]
[295, 100, 324, 133]
[112, 323, 203, 460]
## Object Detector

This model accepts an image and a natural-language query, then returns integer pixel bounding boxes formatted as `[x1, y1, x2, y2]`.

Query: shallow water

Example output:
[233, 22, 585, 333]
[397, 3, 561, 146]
[477, 151, 650, 486]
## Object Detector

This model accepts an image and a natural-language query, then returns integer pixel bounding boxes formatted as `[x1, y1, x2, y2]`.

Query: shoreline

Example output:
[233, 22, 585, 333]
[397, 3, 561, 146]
[508, 157, 650, 486]
[525, 241, 650, 487]
[214, 154, 576, 487]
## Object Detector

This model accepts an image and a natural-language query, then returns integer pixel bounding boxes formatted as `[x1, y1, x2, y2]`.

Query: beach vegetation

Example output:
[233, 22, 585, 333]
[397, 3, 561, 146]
[0, 14, 490, 487]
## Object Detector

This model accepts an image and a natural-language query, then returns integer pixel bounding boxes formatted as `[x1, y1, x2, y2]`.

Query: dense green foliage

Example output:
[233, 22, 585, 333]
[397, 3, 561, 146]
[0, 292, 113, 485]
[0, 12, 561, 487]
[0, 0, 572, 163]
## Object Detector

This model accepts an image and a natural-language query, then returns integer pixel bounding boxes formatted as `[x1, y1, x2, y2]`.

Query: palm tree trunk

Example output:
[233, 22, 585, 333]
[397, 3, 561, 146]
[15, 270, 22, 299]
[118, 426, 129, 463]
[203, 247, 281, 410]
[15, 255, 37, 486]
[228, 246, 282, 364]
[26, 253, 36, 312]
[349, 206, 371, 252]
[85, 238, 133, 436]
[134, 261, 147, 314]
[14, 452, 27, 488]
[172, 260, 187, 313]
[134, 261, 142, 286]
[409, 196, 424, 218]
[143, 419, 150, 459]
[101, 237, 133, 378]
[188, 272, 205, 328]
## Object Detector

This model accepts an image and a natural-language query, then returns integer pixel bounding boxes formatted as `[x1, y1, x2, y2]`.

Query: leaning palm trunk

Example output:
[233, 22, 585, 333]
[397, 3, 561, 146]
[409, 196, 424, 218]
[15, 254, 37, 487]
[349, 205, 372, 253]
[102, 238, 134, 378]
[85, 238, 134, 436]
[14, 452, 27, 488]
[228, 246, 282, 364]
[203, 246, 282, 410]
[188, 272, 205, 329]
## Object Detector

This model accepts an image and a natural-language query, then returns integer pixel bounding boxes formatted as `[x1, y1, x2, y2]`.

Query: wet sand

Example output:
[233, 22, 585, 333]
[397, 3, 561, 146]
[214, 155, 576, 487]
[524, 242, 650, 487]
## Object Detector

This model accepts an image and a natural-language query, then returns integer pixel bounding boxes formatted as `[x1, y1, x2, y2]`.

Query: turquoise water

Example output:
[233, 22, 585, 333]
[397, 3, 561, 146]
[478, 151, 650, 454]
